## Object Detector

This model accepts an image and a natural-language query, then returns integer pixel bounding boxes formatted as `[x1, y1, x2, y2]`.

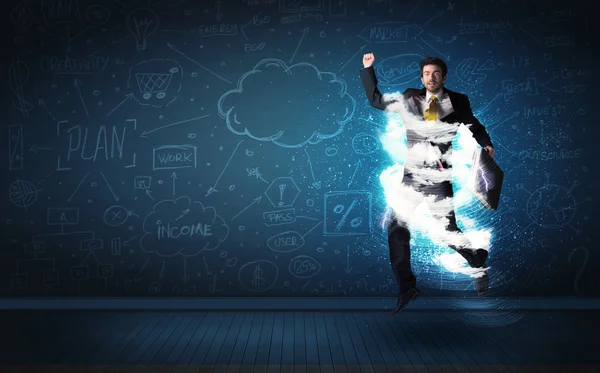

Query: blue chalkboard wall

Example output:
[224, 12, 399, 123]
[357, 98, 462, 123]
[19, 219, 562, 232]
[2, 0, 596, 297]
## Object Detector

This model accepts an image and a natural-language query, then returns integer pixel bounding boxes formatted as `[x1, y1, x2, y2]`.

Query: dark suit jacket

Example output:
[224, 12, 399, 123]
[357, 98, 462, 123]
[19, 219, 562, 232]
[359, 66, 493, 170]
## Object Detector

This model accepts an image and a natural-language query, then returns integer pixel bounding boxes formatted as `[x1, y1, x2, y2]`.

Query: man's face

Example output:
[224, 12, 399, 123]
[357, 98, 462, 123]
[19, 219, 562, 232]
[421, 64, 446, 93]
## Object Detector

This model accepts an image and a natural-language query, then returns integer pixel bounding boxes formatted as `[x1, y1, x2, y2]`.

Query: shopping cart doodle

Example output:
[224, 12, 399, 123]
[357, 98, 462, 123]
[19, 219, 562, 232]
[127, 59, 183, 108]
[135, 67, 178, 100]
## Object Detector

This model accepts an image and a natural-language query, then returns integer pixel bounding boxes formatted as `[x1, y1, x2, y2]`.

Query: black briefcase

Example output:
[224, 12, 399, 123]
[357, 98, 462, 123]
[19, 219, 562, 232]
[467, 148, 504, 210]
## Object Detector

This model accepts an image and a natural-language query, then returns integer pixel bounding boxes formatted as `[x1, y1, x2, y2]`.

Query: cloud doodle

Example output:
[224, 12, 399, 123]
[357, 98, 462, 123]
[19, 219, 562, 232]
[140, 196, 229, 257]
[217, 58, 356, 148]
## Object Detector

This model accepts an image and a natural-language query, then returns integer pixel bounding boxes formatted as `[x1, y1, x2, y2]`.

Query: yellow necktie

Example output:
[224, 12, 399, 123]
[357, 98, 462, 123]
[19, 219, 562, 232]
[424, 96, 438, 121]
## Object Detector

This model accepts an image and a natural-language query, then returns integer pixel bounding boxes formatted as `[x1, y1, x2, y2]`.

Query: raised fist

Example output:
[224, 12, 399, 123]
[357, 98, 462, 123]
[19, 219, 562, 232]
[362, 53, 375, 68]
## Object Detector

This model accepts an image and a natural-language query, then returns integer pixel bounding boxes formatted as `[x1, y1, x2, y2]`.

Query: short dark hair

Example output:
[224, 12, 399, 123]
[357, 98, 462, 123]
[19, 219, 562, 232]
[419, 56, 447, 77]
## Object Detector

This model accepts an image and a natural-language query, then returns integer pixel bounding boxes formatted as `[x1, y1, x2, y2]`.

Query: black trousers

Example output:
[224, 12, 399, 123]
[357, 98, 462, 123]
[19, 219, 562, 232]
[386, 178, 488, 294]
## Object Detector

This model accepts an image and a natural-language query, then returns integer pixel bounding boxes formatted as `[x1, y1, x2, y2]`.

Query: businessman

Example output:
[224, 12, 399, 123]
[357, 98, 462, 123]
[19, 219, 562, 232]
[360, 54, 496, 315]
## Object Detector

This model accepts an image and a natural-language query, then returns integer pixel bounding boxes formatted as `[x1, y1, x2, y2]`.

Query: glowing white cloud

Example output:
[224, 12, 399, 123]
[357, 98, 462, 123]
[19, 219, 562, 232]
[378, 92, 492, 278]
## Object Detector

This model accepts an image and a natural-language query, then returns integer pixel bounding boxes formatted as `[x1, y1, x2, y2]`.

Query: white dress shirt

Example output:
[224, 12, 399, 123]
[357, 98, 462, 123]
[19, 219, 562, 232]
[421, 89, 454, 120]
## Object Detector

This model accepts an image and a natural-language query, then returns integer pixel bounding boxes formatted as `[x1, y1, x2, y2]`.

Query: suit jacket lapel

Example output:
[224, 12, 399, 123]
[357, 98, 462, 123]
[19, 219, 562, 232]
[438, 88, 455, 120]
[408, 88, 426, 117]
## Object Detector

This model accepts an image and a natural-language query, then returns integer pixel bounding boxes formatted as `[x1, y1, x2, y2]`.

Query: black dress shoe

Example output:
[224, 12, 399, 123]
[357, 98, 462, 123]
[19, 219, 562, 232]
[471, 249, 489, 268]
[475, 269, 489, 296]
[390, 287, 420, 316]
[457, 248, 488, 268]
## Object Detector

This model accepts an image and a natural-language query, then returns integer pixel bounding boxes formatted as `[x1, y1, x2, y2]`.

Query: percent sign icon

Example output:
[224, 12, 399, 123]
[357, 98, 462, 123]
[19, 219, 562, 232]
[324, 191, 372, 236]
[333, 199, 363, 232]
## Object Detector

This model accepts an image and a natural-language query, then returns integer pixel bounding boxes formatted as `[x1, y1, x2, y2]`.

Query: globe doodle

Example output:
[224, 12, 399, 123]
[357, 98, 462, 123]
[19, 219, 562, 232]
[9, 179, 38, 209]
[526, 184, 577, 228]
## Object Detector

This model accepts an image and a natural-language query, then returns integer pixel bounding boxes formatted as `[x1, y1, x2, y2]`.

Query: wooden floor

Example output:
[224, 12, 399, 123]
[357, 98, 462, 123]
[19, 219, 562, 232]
[0, 310, 598, 372]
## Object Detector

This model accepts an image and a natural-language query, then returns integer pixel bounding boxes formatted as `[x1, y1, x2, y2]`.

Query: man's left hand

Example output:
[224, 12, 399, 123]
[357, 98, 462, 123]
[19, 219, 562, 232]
[483, 145, 495, 158]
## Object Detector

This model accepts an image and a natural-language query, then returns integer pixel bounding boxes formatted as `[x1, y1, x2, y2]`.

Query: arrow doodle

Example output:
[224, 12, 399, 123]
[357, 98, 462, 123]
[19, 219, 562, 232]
[140, 115, 209, 137]
[176, 209, 189, 221]
[134, 259, 150, 282]
[215, 0, 222, 21]
[301, 221, 323, 238]
[74, 78, 89, 116]
[170, 172, 177, 195]
[106, 93, 133, 117]
[290, 27, 308, 64]
[159, 261, 166, 279]
[123, 236, 136, 246]
[419, 36, 449, 61]
[239, 21, 251, 40]
[232, 196, 262, 220]
[38, 99, 56, 121]
[347, 160, 362, 188]
[181, 258, 190, 283]
[303, 148, 321, 189]
[204, 257, 212, 275]
[206, 140, 243, 196]
[29, 145, 54, 154]
[100, 172, 119, 201]
[345, 244, 352, 274]
[339, 45, 366, 72]
[68, 172, 90, 202]
[167, 43, 231, 84]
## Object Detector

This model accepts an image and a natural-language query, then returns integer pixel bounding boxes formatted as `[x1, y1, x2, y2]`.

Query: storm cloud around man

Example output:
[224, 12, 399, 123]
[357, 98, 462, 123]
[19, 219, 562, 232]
[378, 91, 492, 279]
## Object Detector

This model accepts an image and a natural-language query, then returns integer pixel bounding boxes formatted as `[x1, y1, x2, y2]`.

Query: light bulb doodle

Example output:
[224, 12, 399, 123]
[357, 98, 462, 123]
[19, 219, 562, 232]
[126, 8, 159, 52]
